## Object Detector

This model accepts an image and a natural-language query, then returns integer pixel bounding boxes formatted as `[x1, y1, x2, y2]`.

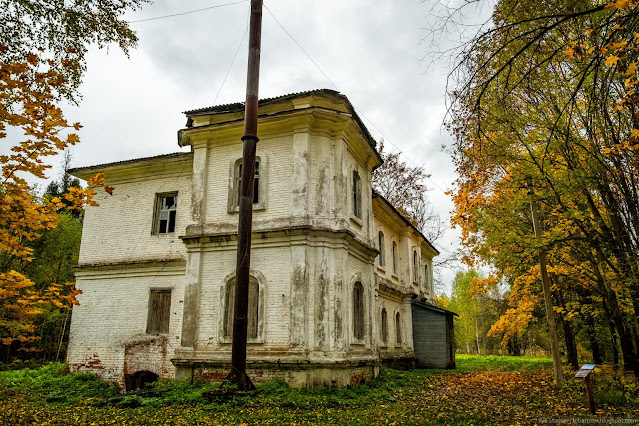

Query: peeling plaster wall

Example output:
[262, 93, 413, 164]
[78, 173, 192, 265]
[67, 265, 185, 388]
[203, 135, 294, 230]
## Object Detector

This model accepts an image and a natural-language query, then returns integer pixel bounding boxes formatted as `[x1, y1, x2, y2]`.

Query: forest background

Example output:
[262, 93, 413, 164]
[2, 0, 639, 384]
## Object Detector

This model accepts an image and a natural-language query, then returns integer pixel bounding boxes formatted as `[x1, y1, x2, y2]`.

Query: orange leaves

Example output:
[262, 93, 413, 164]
[87, 173, 105, 187]
[0, 54, 98, 349]
[468, 276, 498, 296]
[605, 55, 620, 67]
[605, 0, 638, 10]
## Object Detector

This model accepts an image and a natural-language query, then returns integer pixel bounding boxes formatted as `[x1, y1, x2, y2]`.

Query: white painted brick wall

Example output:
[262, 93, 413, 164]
[67, 267, 185, 387]
[79, 173, 192, 265]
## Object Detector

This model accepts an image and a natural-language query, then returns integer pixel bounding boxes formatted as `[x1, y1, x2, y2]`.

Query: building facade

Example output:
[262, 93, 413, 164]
[67, 90, 443, 389]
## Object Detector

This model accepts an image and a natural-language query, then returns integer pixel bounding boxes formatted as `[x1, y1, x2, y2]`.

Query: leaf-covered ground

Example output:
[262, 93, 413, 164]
[0, 355, 637, 425]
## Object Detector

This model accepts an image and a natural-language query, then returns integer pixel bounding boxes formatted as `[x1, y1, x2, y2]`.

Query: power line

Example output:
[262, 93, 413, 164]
[213, 4, 250, 105]
[127, 0, 249, 23]
[263, 2, 449, 196]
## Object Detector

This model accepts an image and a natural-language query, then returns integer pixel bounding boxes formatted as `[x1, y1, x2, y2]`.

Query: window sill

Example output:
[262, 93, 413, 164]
[349, 215, 363, 228]
[219, 337, 264, 345]
[228, 204, 266, 214]
[375, 266, 386, 274]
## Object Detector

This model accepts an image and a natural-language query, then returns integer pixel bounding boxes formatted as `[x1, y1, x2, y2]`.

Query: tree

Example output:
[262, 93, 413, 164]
[0, 52, 110, 357]
[438, 0, 639, 374]
[1, 0, 144, 358]
[1, 0, 148, 102]
[372, 142, 443, 242]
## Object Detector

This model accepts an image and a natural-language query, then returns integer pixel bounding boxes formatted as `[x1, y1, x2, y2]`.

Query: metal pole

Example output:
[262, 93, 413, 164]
[527, 177, 564, 388]
[227, 0, 262, 391]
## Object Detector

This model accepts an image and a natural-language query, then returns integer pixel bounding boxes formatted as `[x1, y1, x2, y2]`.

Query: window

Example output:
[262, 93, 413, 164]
[229, 156, 266, 212]
[392, 242, 398, 275]
[353, 282, 365, 340]
[147, 289, 171, 334]
[378, 232, 385, 267]
[424, 264, 429, 288]
[154, 193, 177, 234]
[353, 171, 362, 218]
[223, 278, 259, 339]
[381, 308, 388, 344]
[395, 312, 402, 344]
[237, 160, 260, 205]
[413, 251, 418, 283]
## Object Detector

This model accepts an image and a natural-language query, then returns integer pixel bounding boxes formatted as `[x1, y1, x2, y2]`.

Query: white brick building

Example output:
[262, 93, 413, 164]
[67, 90, 450, 389]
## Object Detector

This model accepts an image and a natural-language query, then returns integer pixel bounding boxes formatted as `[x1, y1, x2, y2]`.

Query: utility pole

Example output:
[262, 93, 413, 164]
[527, 177, 564, 388]
[227, 0, 263, 391]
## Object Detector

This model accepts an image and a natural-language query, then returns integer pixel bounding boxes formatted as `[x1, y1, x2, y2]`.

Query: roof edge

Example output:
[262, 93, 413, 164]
[372, 190, 440, 256]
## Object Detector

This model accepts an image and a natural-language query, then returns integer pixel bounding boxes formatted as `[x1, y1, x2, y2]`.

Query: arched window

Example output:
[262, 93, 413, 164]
[378, 232, 385, 267]
[424, 264, 429, 288]
[381, 308, 388, 344]
[224, 277, 259, 338]
[235, 159, 260, 205]
[353, 282, 365, 339]
[392, 242, 398, 274]
[395, 312, 402, 344]
[413, 251, 418, 283]
[352, 171, 362, 218]
[229, 154, 266, 212]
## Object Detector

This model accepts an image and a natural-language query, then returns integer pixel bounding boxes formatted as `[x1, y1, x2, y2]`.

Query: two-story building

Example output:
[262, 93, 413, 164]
[67, 89, 454, 389]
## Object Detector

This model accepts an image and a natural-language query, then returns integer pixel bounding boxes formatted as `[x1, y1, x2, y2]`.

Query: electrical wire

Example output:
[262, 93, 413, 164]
[127, 0, 249, 23]
[263, 2, 449, 196]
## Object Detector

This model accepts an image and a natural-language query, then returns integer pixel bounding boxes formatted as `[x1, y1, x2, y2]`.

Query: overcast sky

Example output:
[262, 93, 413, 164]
[46, 0, 476, 292]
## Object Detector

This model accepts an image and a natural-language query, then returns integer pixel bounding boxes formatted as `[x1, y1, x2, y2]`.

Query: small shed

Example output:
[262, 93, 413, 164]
[411, 301, 457, 369]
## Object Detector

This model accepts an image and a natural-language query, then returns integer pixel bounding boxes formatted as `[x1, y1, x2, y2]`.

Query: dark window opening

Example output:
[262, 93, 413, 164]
[353, 282, 365, 339]
[381, 308, 388, 344]
[237, 160, 260, 205]
[392, 242, 398, 274]
[395, 312, 402, 344]
[155, 193, 177, 234]
[353, 171, 362, 218]
[378, 232, 385, 267]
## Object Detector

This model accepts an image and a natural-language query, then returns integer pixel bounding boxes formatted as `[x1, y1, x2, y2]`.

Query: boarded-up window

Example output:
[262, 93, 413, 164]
[395, 312, 402, 344]
[154, 193, 177, 234]
[224, 278, 259, 338]
[353, 282, 365, 339]
[353, 171, 362, 218]
[147, 290, 171, 334]
[381, 308, 388, 344]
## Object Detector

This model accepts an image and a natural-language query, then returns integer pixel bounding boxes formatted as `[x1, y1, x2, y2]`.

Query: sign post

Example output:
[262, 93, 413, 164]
[574, 364, 596, 414]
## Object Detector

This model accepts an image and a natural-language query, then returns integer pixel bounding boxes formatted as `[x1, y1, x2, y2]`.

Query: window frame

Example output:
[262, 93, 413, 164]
[353, 282, 365, 341]
[413, 250, 419, 284]
[228, 153, 267, 213]
[395, 311, 402, 345]
[352, 170, 362, 219]
[220, 272, 265, 344]
[391, 241, 398, 276]
[377, 231, 385, 268]
[380, 308, 388, 346]
[152, 192, 178, 235]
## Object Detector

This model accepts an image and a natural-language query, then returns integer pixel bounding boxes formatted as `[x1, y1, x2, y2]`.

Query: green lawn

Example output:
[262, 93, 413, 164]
[0, 356, 636, 425]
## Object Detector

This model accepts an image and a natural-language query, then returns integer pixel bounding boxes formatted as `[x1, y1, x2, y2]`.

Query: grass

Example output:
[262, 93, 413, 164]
[0, 356, 637, 425]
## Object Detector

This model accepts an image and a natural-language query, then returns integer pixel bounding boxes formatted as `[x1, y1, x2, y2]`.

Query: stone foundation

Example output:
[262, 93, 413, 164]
[172, 359, 380, 388]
